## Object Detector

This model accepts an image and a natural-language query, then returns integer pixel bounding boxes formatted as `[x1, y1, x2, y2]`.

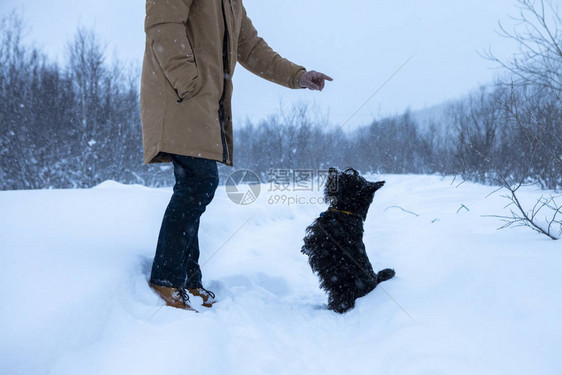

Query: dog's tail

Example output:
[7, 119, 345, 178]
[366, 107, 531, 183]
[377, 268, 396, 283]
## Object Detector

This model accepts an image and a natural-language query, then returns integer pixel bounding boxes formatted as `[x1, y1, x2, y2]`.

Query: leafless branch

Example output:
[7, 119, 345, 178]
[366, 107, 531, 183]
[483, 0, 562, 92]
[384, 206, 420, 217]
[457, 204, 470, 214]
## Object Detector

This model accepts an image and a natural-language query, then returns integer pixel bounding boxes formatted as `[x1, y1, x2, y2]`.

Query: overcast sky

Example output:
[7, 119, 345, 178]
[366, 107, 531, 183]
[1, 0, 534, 129]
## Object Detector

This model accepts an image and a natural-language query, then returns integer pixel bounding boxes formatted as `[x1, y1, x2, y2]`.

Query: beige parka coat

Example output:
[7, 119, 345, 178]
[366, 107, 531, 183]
[140, 0, 306, 165]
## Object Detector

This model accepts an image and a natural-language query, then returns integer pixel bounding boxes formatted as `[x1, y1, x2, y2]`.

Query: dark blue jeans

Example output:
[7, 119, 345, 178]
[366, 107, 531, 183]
[150, 154, 219, 288]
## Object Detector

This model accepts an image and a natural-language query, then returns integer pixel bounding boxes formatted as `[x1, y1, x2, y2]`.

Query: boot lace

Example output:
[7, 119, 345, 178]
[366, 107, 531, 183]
[201, 287, 215, 299]
[174, 288, 190, 304]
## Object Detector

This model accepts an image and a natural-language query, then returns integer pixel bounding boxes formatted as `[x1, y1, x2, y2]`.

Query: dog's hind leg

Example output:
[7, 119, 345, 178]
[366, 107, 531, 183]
[355, 269, 395, 299]
[354, 276, 377, 298]
[376, 268, 396, 283]
[328, 292, 356, 314]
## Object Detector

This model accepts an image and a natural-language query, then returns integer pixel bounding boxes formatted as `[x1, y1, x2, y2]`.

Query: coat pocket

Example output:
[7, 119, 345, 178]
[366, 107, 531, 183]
[150, 41, 199, 103]
[175, 73, 200, 103]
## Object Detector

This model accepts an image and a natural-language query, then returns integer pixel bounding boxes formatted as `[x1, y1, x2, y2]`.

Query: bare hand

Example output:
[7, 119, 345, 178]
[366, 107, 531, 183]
[298, 70, 333, 91]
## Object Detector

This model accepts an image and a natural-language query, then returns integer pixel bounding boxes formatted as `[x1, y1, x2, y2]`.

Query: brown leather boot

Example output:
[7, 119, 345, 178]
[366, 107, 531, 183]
[149, 283, 197, 312]
[187, 288, 216, 308]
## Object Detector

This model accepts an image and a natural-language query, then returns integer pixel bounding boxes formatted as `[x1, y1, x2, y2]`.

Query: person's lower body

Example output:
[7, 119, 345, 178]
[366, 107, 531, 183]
[149, 154, 219, 290]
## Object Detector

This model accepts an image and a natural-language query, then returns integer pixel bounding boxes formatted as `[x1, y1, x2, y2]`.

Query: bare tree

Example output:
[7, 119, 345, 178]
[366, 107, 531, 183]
[464, 0, 562, 239]
[486, 189, 561, 240]
[0, 12, 44, 189]
[66, 28, 107, 186]
[485, 0, 562, 93]
[484, 0, 562, 188]
[469, 121, 561, 240]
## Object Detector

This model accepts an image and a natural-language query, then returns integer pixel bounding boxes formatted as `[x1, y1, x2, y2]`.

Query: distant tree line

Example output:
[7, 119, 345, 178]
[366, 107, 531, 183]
[0, 13, 173, 190]
[233, 106, 450, 182]
[1, 3, 560, 190]
[234, 79, 560, 190]
[449, 83, 561, 189]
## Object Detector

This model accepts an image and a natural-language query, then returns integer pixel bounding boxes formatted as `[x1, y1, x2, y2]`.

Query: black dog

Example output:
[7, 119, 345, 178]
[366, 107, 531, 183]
[302, 168, 395, 313]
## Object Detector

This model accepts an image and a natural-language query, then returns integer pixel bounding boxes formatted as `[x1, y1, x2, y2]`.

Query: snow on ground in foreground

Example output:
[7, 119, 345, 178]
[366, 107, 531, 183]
[0, 175, 560, 375]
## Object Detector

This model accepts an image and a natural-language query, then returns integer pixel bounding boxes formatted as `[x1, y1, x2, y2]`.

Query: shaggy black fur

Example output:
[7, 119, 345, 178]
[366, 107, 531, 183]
[301, 167, 395, 313]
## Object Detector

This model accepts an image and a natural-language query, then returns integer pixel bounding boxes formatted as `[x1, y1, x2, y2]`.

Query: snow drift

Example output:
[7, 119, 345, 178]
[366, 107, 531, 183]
[0, 175, 560, 374]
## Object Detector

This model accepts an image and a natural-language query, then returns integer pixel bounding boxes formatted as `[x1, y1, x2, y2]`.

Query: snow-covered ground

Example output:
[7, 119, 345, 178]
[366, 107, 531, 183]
[1, 175, 560, 374]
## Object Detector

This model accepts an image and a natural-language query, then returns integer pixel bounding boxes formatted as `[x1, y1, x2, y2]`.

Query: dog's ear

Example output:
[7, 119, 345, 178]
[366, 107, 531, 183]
[343, 168, 358, 176]
[369, 180, 385, 193]
[325, 167, 339, 194]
